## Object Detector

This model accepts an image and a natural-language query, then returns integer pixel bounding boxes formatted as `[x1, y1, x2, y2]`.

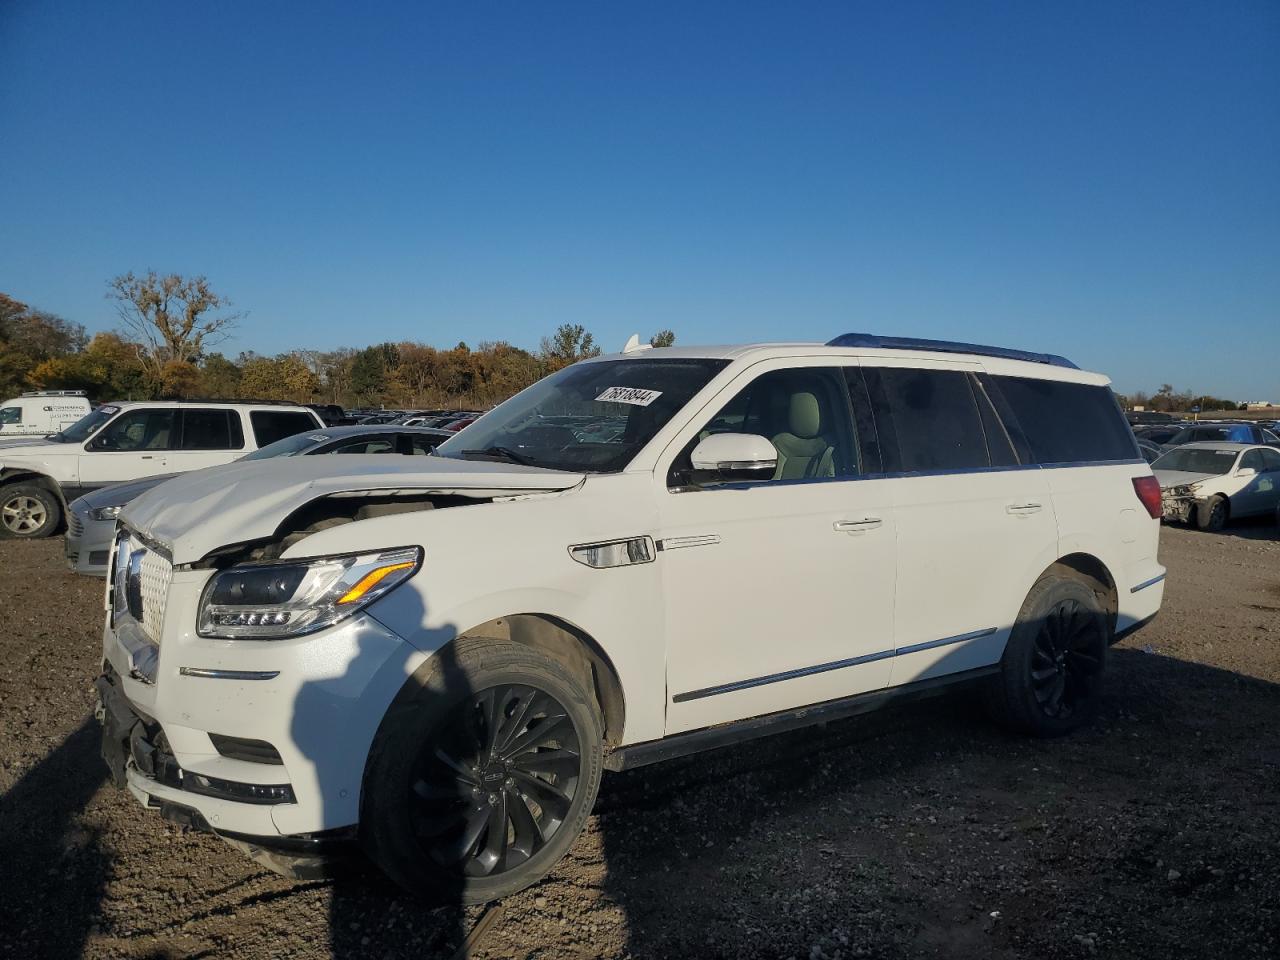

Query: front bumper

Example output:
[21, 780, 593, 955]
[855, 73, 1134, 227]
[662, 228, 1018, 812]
[1160, 491, 1201, 523]
[64, 508, 114, 576]
[100, 573, 433, 839]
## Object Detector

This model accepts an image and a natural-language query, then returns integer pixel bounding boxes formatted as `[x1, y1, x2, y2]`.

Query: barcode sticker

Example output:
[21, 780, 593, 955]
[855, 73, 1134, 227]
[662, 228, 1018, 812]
[595, 387, 663, 407]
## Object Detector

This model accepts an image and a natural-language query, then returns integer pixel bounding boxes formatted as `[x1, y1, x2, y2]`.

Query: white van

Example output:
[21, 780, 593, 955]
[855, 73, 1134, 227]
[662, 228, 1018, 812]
[96, 334, 1165, 903]
[0, 391, 92, 438]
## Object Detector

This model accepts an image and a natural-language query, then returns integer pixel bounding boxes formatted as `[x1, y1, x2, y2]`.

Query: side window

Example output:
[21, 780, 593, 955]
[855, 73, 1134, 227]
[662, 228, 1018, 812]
[407, 434, 442, 455]
[0, 406, 21, 424]
[863, 367, 990, 472]
[330, 437, 396, 455]
[1240, 450, 1266, 471]
[990, 377, 1137, 465]
[89, 409, 176, 451]
[179, 409, 244, 450]
[1260, 449, 1280, 471]
[1263, 429, 1280, 444]
[250, 411, 321, 448]
[668, 367, 859, 485]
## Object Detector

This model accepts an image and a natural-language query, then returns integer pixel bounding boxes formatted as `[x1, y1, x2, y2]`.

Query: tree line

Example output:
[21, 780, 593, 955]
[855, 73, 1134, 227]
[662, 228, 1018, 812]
[1, 275, 677, 409]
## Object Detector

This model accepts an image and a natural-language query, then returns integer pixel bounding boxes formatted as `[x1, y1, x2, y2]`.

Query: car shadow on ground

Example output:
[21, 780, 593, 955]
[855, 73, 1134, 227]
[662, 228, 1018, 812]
[7, 647, 1278, 959]
[590, 648, 1280, 959]
[0, 718, 110, 960]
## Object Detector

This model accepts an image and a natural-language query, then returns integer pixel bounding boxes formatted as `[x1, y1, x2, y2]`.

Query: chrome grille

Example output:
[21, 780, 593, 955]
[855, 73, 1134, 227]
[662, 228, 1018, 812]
[116, 534, 173, 643]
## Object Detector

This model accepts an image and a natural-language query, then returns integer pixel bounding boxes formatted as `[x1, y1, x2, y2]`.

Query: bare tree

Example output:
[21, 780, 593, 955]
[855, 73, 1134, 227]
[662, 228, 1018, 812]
[107, 271, 241, 384]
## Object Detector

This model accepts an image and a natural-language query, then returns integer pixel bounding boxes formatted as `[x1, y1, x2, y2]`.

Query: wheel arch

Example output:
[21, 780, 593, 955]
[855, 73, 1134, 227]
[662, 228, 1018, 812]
[0, 470, 68, 527]
[383, 612, 628, 749]
[456, 613, 627, 748]
[1045, 552, 1119, 632]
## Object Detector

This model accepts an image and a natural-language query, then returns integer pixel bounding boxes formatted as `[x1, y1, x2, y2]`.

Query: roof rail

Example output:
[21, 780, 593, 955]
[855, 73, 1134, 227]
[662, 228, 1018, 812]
[20, 390, 88, 397]
[825, 333, 1078, 369]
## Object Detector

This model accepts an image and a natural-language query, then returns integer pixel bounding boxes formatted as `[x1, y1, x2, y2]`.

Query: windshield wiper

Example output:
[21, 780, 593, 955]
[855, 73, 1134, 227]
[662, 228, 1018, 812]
[459, 446, 540, 467]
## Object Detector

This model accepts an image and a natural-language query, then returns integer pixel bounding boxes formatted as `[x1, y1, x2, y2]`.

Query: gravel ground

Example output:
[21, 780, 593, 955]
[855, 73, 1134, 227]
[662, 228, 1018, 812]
[1, 522, 1278, 959]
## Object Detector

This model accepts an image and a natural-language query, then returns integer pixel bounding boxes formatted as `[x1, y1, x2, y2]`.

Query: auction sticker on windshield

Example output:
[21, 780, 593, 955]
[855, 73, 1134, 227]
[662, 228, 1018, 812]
[595, 387, 662, 407]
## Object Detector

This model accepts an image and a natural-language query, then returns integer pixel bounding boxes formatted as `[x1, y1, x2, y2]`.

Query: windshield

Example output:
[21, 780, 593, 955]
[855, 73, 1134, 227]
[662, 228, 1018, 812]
[50, 406, 118, 443]
[1153, 447, 1239, 475]
[239, 432, 329, 460]
[435, 358, 729, 472]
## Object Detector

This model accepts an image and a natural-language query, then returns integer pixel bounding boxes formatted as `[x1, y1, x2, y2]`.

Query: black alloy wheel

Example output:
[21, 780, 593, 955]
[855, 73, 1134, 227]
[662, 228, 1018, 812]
[409, 684, 584, 878]
[1028, 598, 1105, 722]
[988, 574, 1110, 736]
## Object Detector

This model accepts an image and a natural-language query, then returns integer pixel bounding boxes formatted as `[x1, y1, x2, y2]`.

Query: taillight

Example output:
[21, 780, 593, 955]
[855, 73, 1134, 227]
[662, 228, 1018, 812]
[1132, 475, 1162, 519]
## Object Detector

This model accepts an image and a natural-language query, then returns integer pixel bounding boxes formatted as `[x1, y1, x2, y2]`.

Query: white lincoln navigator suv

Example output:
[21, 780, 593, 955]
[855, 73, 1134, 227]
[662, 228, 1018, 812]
[96, 334, 1165, 902]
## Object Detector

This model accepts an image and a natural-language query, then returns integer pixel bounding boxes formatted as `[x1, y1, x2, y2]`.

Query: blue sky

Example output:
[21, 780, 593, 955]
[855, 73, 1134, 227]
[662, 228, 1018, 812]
[2, 1, 1277, 398]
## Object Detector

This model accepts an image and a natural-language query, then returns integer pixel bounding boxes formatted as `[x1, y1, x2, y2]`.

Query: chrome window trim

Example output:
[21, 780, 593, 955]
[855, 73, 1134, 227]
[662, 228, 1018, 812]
[671, 458, 1148, 493]
[672, 627, 996, 703]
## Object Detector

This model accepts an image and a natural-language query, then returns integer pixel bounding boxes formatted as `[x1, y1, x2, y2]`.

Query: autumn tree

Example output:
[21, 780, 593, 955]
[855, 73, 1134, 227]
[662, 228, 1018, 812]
[0, 293, 91, 396]
[199, 353, 243, 398]
[107, 272, 241, 387]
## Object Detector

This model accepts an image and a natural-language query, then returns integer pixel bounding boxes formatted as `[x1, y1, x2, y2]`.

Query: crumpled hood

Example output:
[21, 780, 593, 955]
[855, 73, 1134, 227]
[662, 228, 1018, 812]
[120, 455, 585, 564]
[1153, 469, 1221, 490]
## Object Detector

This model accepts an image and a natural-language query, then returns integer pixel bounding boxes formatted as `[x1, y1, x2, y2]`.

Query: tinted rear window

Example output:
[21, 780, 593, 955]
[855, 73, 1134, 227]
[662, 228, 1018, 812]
[992, 377, 1137, 464]
[250, 410, 321, 448]
[863, 367, 991, 472]
[180, 409, 244, 450]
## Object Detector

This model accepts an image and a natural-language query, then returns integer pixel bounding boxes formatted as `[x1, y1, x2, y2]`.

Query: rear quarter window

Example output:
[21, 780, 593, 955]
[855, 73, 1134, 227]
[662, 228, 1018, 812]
[250, 410, 322, 448]
[990, 376, 1137, 465]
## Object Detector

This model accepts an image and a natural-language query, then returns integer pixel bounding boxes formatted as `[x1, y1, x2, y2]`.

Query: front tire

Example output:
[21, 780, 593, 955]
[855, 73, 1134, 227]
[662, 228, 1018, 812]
[1196, 495, 1228, 532]
[362, 638, 604, 904]
[0, 482, 62, 539]
[989, 575, 1109, 737]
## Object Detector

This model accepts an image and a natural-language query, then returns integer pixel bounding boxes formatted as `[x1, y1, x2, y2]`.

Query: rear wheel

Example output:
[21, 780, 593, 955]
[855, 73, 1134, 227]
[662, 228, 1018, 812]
[362, 638, 603, 904]
[1195, 495, 1228, 532]
[0, 482, 62, 539]
[989, 575, 1109, 737]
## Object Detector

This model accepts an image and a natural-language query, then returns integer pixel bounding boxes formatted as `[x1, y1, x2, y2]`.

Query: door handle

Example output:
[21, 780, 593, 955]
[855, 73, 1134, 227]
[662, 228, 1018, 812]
[834, 517, 883, 532]
[1006, 502, 1043, 516]
[140, 455, 155, 460]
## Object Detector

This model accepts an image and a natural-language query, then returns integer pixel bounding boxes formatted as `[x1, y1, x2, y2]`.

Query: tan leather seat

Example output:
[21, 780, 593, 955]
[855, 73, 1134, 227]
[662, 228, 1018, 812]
[770, 391, 835, 479]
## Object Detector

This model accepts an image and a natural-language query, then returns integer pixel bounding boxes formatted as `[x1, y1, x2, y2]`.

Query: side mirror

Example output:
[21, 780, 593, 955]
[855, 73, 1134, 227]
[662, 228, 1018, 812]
[689, 433, 777, 483]
[1235, 466, 1258, 478]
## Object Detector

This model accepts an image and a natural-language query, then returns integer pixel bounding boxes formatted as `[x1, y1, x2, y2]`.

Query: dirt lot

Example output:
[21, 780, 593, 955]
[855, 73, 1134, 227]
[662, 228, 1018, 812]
[2, 523, 1278, 960]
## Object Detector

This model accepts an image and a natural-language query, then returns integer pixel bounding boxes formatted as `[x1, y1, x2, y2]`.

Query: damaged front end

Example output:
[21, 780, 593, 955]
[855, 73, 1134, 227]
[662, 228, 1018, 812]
[1160, 483, 1202, 523]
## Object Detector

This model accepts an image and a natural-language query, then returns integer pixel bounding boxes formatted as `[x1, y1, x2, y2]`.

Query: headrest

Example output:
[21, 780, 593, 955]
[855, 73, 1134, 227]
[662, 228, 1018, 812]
[788, 392, 821, 439]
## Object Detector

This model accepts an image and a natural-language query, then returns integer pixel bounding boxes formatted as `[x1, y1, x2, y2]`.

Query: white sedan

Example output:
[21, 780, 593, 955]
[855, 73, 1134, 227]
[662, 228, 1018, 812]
[1153, 442, 1280, 530]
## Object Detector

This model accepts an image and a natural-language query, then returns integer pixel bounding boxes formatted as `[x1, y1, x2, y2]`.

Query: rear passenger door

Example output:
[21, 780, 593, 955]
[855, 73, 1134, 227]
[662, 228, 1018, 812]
[860, 361, 1058, 687]
[167, 408, 246, 473]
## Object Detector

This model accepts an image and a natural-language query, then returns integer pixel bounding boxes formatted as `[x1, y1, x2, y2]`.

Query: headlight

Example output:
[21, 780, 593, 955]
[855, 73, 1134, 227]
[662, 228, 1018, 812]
[91, 505, 123, 522]
[197, 546, 422, 640]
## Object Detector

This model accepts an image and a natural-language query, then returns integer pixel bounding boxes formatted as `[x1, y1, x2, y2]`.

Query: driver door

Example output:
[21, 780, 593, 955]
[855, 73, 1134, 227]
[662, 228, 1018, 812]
[656, 360, 897, 735]
[79, 408, 176, 488]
